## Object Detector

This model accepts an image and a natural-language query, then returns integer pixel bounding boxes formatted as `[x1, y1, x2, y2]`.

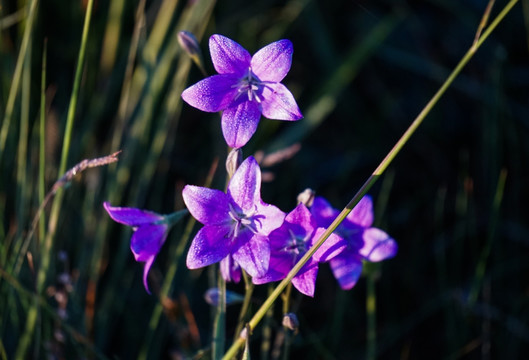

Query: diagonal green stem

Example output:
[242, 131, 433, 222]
[222, 1, 519, 358]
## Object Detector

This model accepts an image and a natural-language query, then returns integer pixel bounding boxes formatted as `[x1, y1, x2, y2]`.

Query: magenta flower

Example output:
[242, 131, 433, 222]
[253, 203, 344, 297]
[103, 202, 170, 294]
[310, 196, 398, 290]
[181, 34, 303, 148]
[182, 156, 285, 278]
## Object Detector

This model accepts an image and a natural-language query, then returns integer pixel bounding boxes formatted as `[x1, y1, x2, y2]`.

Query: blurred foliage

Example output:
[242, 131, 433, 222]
[1, 0, 528, 359]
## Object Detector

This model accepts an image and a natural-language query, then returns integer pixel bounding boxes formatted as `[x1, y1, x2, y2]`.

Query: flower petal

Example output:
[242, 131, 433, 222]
[346, 195, 374, 228]
[142, 256, 155, 294]
[310, 196, 339, 228]
[329, 252, 363, 290]
[261, 83, 302, 121]
[220, 256, 241, 283]
[251, 39, 293, 82]
[359, 228, 398, 262]
[181, 74, 239, 112]
[186, 225, 233, 269]
[104, 202, 163, 226]
[209, 34, 251, 75]
[228, 156, 261, 210]
[253, 203, 285, 236]
[312, 228, 346, 262]
[292, 264, 318, 297]
[182, 185, 231, 225]
[130, 224, 168, 262]
[232, 234, 270, 278]
[221, 101, 262, 148]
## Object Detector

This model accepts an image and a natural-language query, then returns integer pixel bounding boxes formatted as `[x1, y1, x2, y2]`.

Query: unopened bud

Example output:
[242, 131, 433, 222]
[282, 312, 299, 332]
[226, 148, 243, 178]
[204, 287, 244, 306]
[297, 188, 316, 207]
[177, 31, 202, 58]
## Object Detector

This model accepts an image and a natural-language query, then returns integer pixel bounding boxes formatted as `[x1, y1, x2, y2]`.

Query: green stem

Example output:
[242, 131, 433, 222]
[234, 270, 254, 341]
[365, 265, 376, 360]
[213, 273, 227, 359]
[222, 1, 519, 358]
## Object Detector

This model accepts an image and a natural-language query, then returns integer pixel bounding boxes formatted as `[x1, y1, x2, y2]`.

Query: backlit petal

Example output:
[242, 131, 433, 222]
[346, 195, 374, 228]
[186, 225, 233, 269]
[292, 264, 318, 297]
[228, 156, 260, 210]
[220, 256, 241, 283]
[182, 185, 231, 225]
[261, 83, 302, 121]
[104, 202, 162, 226]
[329, 252, 363, 290]
[359, 228, 398, 262]
[221, 101, 262, 148]
[232, 234, 270, 278]
[181, 74, 239, 112]
[142, 256, 155, 294]
[209, 34, 251, 75]
[312, 228, 346, 262]
[251, 39, 293, 82]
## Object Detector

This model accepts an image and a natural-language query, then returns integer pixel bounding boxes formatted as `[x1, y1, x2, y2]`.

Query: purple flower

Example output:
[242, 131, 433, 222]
[103, 202, 169, 294]
[182, 156, 285, 278]
[310, 196, 398, 290]
[253, 203, 344, 297]
[181, 34, 303, 148]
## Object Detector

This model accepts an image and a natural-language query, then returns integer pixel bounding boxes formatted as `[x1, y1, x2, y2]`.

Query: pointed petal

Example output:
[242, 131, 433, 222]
[186, 225, 233, 269]
[359, 228, 398, 262]
[261, 83, 302, 121]
[104, 202, 163, 226]
[182, 185, 231, 225]
[221, 101, 262, 148]
[232, 234, 270, 278]
[310, 197, 338, 228]
[312, 228, 347, 262]
[251, 39, 293, 82]
[209, 34, 251, 75]
[181, 74, 239, 112]
[292, 264, 318, 297]
[130, 224, 168, 262]
[346, 195, 374, 227]
[220, 256, 241, 283]
[284, 203, 316, 237]
[329, 252, 363, 290]
[142, 256, 155, 294]
[228, 156, 261, 209]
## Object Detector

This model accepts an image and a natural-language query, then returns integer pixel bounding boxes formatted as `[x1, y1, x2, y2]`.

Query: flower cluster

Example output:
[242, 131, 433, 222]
[105, 34, 397, 297]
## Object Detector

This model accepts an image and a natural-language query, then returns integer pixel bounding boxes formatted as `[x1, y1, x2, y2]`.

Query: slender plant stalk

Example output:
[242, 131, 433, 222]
[233, 270, 255, 342]
[222, 1, 519, 358]
[39, 41, 47, 264]
[213, 274, 227, 359]
[0, 0, 39, 162]
[365, 267, 376, 360]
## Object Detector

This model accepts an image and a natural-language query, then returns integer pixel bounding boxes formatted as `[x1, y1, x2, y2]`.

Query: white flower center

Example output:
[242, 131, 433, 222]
[232, 67, 270, 103]
[281, 229, 308, 256]
[227, 203, 260, 239]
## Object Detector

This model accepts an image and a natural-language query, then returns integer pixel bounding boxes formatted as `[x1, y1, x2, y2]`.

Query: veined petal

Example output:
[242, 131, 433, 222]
[252, 251, 291, 284]
[232, 234, 270, 278]
[329, 252, 363, 290]
[186, 225, 233, 269]
[253, 203, 285, 236]
[209, 34, 251, 75]
[359, 228, 398, 262]
[346, 195, 374, 227]
[181, 74, 239, 112]
[291, 264, 318, 297]
[228, 156, 261, 210]
[284, 203, 316, 237]
[251, 39, 293, 82]
[312, 228, 346, 262]
[182, 185, 231, 225]
[130, 224, 168, 262]
[261, 83, 303, 121]
[220, 256, 241, 283]
[104, 202, 163, 226]
[221, 101, 262, 148]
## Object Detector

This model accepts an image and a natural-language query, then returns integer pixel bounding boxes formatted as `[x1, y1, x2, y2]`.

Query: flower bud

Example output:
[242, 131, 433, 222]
[282, 312, 299, 332]
[177, 31, 202, 58]
[204, 287, 244, 306]
[297, 188, 316, 207]
[226, 148, 243, 178]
